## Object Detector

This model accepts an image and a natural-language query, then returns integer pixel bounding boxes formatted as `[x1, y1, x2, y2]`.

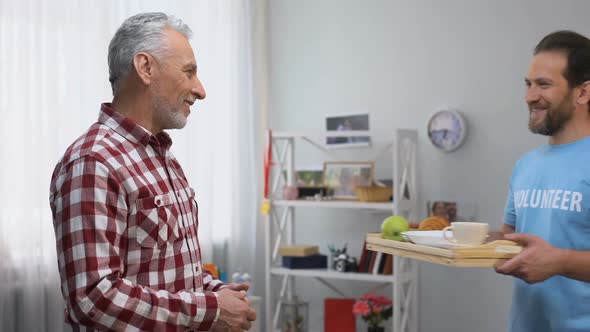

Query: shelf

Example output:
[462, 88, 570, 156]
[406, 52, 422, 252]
[271, 267, 394, 282]
[264, 129, 419, 332]
[272, 130, 387, 139]
[272, 199, 393, 210]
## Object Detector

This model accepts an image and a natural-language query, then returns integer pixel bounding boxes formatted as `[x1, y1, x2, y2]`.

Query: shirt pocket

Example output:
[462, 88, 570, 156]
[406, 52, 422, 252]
[135, 192, 180, 248]
[188, 187, 199, 227]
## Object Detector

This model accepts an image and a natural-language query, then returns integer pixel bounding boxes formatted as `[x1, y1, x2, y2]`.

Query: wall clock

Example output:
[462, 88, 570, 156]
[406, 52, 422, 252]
[427, 110, 467, 152]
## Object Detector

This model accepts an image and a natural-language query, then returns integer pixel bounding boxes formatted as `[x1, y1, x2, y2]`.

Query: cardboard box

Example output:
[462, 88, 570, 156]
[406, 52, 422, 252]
[278, 245, 319, 257]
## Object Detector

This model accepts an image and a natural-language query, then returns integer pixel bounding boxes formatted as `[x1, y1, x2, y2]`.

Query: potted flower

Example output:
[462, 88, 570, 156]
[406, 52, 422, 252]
[352, 293, 393, 332]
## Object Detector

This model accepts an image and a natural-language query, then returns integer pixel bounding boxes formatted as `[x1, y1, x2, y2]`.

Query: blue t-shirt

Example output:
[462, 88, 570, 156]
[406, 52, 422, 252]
[504, 136, 590, 332]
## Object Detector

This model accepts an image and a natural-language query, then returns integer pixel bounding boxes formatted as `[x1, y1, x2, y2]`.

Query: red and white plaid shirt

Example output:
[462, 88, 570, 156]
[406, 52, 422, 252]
[50, 103, 224, 331]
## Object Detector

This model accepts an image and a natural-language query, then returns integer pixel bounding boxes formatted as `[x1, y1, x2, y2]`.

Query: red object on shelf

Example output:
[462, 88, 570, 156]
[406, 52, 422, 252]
[324, 298, 356, 332]
[263, 130, 272, 199]
[357, 241, 368, 273]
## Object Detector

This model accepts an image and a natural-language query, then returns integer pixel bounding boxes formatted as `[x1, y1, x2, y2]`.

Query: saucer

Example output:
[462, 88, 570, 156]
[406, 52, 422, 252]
[401, 230, 446, 246]
[401, 230, 486, 249]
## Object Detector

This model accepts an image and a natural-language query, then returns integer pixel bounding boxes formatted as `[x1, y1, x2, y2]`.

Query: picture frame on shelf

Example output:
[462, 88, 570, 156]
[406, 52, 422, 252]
[296, 169, 324, 187]
[296, 168, 327, 198]
[426, 200, 477, 222]
[323, 161, 374, 200]
[325, 113, 370, 148]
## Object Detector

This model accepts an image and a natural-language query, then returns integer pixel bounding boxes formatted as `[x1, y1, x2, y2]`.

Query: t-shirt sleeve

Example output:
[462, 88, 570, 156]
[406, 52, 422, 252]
[504, 185, 516, 227]
[503, 160, 521, 227]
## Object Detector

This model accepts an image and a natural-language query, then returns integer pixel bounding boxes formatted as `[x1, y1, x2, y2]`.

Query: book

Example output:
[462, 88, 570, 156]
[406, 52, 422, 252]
[324, 298, 356, 332]
[379, 253, 391, 274]
[368, 250, 378, 273]
[382, 254, 393, 275]
[362, 249, 373, 273]
[278, 245, 319, 257]
[357, 242, 368, 272]
[372, 251, 383, 275]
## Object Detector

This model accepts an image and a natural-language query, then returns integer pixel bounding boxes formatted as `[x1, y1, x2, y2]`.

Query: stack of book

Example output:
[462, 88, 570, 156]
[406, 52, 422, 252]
[357, 241, 393, 275]
[279, 245, 327, 269]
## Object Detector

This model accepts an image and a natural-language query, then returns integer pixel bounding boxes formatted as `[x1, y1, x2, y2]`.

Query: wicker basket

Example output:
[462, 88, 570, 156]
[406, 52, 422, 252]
[355, 186, 393, 202]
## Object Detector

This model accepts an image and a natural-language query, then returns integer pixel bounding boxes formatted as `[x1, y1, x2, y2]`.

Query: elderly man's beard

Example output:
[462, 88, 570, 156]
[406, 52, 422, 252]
[152, 94, 188, 131]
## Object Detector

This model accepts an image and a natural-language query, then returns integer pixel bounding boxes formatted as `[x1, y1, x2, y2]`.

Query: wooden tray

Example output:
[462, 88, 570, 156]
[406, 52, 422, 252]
[366, 233, 522, 268]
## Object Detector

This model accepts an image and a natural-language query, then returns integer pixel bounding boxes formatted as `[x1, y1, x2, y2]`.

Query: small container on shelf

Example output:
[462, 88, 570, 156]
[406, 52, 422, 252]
[282, 254, 327, 269]
[355, 186, 393, 202]
[282, 185, 299, 200]
[281, 296, 308, 332]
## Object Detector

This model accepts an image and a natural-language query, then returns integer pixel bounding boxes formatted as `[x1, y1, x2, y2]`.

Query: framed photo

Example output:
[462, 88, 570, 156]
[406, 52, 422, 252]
[323, 161, 374, 199]
[325, 113, 370, 148]
[426, 200, 476, 222]
[296, 169, 324, 187]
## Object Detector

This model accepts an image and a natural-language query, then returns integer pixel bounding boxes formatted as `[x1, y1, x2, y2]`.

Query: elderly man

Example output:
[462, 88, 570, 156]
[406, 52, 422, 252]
[50, 12, 255, 331]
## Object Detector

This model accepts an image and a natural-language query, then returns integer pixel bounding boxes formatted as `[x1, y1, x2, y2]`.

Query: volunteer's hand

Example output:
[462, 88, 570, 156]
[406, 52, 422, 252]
[495, 233, 565, 284]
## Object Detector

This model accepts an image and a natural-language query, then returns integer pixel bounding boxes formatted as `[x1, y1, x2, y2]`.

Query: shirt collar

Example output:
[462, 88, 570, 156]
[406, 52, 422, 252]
[98, 103, 173, 150]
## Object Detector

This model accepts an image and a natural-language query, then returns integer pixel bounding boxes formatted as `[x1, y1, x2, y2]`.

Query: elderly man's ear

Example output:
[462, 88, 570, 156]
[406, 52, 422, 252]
[133, 52, 156, 86]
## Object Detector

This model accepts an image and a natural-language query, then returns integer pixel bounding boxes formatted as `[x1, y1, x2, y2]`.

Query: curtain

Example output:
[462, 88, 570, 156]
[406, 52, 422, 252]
[0, 1, 257, 331]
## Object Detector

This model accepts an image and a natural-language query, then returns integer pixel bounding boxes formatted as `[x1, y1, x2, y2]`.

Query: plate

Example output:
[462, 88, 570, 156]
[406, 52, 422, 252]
[401, 230, 447, 246]
[401, 230, 482, 249]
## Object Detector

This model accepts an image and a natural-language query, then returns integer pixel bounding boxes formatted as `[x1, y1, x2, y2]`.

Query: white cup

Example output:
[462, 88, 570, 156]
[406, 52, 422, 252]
[442, 222, 489, 246]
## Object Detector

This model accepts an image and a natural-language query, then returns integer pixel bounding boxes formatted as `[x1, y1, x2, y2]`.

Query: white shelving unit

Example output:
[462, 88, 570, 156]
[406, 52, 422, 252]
[263, 129, 419, 332]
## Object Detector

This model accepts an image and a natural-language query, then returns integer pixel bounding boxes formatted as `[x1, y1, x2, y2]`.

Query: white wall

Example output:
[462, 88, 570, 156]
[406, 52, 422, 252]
[265, 1, 590, 331]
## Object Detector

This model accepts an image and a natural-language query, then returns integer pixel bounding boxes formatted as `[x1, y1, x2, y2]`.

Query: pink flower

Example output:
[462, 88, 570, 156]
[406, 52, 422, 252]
[352, 301, 371, 316]
[361, 293, 379, 301]
[372, 295, 392, 306]
[353, 293, 394, 328]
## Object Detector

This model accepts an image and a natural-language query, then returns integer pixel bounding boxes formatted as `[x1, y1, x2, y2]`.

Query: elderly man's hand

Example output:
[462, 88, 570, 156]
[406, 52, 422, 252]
[495, 233, 565, 284]
[212, 288, 257, 331]
[220, 283, 250, 292]
[220, 283, 251, 305]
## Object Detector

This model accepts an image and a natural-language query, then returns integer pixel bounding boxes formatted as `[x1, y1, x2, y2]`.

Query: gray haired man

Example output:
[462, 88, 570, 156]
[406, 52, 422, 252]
[50, 12, 256, 331]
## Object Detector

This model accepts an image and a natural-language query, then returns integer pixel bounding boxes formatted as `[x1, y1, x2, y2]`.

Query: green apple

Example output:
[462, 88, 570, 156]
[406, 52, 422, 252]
[381, 215, 409, 241]
[383, 233, 404, 241]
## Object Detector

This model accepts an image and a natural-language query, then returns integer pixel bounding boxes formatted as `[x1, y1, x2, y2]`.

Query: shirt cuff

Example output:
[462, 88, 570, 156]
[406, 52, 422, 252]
[192, 291, 219, 331]
[211, 282, 227, 291]
[212, 291, 221, 324]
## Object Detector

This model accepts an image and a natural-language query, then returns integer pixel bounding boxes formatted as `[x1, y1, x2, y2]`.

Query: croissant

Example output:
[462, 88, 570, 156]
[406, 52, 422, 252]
[418, 216, 450, 231]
